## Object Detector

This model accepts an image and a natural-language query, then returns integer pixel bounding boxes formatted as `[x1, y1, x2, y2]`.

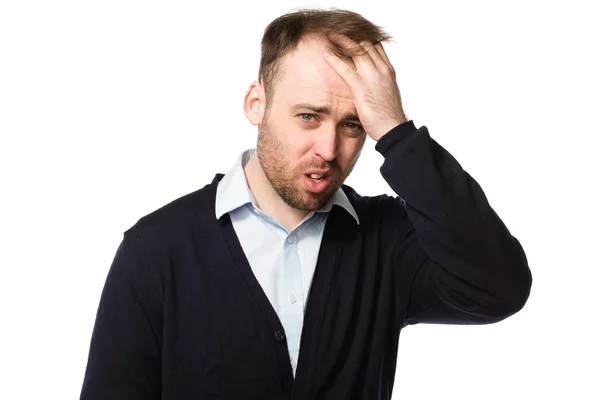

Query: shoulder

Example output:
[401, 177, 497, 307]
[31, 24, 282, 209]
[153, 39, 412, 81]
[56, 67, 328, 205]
[123, 173, 223, 244]
[338, 183, 415, 260]
[341, 182, 406, 218]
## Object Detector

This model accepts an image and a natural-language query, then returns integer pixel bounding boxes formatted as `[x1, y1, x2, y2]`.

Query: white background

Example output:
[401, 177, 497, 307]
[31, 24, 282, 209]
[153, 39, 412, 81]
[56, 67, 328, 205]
[1, 0, 598, 399]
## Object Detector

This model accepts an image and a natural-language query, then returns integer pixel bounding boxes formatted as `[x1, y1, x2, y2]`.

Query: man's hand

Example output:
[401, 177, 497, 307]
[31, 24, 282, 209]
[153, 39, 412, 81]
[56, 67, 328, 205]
[324, 33, 407, 141]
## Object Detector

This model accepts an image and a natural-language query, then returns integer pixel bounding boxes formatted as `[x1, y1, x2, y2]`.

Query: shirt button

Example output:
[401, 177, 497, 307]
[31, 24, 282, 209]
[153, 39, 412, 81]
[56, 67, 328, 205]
[274, 329, 286, 343]
[289, 294, 297, 304]
[287, 235, 297, 244]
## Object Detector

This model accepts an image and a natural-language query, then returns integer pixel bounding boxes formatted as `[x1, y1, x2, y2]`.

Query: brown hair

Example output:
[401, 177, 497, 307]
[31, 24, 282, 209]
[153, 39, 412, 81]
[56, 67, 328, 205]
[258, 8, 393, 114]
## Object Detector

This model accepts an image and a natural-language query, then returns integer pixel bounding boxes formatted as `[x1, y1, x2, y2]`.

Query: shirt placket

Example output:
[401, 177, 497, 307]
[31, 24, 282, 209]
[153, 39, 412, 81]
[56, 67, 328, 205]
[281, 231, 305, 375]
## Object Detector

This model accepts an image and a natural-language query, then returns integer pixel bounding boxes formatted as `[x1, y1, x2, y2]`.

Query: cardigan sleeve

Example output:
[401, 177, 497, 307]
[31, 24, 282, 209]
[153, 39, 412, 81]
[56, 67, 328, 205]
[374, 120, 532, 326]
[79, 227, 163, 400]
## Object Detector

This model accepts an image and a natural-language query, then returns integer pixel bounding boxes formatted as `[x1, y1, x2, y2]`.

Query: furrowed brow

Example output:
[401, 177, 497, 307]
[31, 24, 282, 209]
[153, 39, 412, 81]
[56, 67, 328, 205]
[290, 103, 331, 115]
[289, 103, 361, 122]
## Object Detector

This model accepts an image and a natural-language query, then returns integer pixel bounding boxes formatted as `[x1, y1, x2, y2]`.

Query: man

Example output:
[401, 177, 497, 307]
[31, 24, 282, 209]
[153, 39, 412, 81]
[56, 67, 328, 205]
[80, 8, 532, 400]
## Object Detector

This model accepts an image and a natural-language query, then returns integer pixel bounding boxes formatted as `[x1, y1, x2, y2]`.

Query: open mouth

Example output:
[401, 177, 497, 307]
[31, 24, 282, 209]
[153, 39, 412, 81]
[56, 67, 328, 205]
[308, 174, 325, 182]
[303, 173, 332, 194]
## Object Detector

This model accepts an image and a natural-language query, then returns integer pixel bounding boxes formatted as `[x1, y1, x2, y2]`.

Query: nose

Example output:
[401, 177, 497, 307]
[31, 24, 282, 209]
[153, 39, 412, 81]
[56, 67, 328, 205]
[313, 127, 338, 162]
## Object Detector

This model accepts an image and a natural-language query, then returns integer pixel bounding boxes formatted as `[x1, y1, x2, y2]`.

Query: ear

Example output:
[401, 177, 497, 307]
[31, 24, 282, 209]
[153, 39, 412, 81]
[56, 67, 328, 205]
[243, 80, 265, 126]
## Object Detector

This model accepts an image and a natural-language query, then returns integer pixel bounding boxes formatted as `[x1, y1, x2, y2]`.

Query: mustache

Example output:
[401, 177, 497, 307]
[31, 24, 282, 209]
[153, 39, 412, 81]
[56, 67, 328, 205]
[301, 161, 341, 172]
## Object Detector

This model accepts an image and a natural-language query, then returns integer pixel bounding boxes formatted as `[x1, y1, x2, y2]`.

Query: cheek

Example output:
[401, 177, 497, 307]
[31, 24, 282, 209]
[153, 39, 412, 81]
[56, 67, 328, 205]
[265, 113, 312, 154]
[275, 132, 311, 160]
[267, 131, 307, 172]
[340, 139, 364, 166]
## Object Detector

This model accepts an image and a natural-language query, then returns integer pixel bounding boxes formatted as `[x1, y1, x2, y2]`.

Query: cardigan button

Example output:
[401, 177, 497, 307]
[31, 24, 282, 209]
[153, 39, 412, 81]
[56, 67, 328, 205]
[274, 329, 286, 343]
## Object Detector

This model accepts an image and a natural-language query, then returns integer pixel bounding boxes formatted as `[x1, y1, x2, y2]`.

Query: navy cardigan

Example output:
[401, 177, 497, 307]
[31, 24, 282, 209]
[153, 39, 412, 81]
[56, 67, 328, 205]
[80, 120, 532, 399]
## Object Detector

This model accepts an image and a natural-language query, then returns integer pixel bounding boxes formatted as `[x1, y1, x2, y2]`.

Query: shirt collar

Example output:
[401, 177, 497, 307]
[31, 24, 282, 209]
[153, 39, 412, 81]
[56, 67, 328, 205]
[215, 148, 359, 225]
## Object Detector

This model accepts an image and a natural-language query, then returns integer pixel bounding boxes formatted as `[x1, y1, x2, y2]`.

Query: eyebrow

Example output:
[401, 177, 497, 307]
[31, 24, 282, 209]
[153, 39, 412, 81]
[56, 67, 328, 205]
[289, 103, 361, 123]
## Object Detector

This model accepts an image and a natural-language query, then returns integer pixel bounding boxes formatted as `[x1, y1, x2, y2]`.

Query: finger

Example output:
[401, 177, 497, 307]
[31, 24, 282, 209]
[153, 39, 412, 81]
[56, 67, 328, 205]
[374, 43, 395, 74]
[323, 51, 360, 88]
[358, 40, 380, 64]
[328, 33, 374, 69]
[360, 40, 389, 72]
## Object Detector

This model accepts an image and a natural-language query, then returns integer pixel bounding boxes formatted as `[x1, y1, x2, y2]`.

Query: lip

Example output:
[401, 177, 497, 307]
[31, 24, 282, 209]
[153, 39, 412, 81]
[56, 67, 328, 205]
[303, 174, 333, 194]
[305, 169, 332, 177]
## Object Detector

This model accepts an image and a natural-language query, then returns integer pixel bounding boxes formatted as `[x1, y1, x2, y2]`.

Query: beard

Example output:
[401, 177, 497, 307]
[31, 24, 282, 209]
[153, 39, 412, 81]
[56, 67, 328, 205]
[256, 115, 360, 212]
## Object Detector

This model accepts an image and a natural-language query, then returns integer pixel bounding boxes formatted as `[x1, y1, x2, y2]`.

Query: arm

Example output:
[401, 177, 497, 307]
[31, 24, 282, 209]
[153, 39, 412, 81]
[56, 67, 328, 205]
[80, 227, 162, 399]
[321, 34, 531, 325]
[375, 120, 532, 325]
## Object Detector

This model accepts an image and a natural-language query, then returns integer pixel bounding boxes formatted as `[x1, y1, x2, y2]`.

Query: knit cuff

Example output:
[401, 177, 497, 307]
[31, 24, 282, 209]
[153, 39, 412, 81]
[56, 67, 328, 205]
[374, 119, 418, 156]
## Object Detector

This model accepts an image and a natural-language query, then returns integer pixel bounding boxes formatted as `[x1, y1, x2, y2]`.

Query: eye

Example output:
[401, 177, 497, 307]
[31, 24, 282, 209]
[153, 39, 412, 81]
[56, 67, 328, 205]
[343, 123, 365, 135]
[344, 122, 363, 131]
[300, 114, 316, 122]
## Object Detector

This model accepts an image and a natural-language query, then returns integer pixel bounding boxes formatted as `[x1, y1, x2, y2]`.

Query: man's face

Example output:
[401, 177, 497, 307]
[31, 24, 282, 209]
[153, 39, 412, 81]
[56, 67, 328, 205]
[256, 36, 367, 212]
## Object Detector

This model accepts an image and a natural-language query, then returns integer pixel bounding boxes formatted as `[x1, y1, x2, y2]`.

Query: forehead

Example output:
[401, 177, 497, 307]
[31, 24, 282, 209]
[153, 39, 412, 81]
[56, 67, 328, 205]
[275, 36, 354, 101]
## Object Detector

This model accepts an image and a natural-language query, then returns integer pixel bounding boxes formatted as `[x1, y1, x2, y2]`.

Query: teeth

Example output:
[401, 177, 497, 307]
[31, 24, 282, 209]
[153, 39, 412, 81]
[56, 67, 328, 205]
[310, 174, 322, 179]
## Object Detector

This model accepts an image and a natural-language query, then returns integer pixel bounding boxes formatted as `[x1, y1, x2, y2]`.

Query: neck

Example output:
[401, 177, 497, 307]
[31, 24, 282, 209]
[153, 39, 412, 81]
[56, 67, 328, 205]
[243, 151, 310, 232]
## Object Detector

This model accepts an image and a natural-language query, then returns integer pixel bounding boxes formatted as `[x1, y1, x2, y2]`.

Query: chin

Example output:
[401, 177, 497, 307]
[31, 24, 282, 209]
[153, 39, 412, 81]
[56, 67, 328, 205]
[303, 188, 336, 210]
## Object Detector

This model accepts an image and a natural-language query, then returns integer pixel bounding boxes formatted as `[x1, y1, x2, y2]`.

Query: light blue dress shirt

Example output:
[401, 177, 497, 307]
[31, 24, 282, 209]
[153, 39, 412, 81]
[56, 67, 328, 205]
[215, 149, 359, 377]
